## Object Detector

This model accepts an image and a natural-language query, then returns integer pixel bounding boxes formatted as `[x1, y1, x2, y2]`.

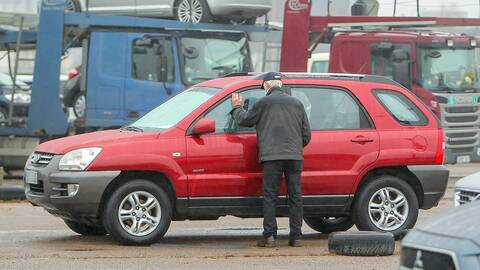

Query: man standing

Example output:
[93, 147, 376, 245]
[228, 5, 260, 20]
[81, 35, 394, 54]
[231, 72, 311, 247]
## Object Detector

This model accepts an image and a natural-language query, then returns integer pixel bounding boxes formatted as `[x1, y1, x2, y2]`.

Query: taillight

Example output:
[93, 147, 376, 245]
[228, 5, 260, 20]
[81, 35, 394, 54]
[68, 69, 80, 80]
[435, 129, 445, 164]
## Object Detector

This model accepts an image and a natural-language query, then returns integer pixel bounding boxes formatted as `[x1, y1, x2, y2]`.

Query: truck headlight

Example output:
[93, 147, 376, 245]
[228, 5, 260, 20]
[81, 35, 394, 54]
[59, 147, 102, 171]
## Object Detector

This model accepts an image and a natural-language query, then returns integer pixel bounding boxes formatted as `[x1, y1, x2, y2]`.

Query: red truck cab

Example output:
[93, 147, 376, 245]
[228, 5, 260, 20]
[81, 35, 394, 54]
[25, 73, 448, 245]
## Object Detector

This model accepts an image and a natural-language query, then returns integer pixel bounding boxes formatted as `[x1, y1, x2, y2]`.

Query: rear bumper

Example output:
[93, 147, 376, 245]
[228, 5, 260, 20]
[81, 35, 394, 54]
[25, 155, 120, 224]
[407, 165, 450, 209]
[207, 0, 272, 18]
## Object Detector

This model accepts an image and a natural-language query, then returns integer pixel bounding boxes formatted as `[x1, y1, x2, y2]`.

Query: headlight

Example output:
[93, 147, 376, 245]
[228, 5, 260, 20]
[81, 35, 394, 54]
[5, 93, 31, 103]
[59, 147, 102, 171]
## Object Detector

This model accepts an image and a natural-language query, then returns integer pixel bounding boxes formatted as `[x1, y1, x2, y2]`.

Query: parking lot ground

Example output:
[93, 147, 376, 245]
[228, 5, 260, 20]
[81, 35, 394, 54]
[0, 164, 475, 270]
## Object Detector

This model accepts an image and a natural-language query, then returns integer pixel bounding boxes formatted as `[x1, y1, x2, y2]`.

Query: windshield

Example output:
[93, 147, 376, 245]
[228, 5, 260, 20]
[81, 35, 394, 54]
[131, 86, 221, 130]
[419, 47, 480, 92]
[180, 35, 249, 85]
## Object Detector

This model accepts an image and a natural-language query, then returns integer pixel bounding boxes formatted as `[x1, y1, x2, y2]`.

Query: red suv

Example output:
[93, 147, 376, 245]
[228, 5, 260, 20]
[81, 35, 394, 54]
[24, 73, 449, 245]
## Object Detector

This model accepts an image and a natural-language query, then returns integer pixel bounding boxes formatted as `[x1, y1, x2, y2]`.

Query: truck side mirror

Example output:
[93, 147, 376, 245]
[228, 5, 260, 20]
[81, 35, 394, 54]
[154, 44, 169, 82]
[192, 118, 216, 135]
[392, 49, 412, 89]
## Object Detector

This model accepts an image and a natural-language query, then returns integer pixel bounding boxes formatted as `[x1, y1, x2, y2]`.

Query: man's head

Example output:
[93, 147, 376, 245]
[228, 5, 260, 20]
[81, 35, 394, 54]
[261, 72, 283, 93]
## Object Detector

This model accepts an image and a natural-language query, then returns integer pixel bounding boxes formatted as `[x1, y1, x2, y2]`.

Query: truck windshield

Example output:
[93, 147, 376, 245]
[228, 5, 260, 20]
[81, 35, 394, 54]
[131, 86, 221, 131]
[180, 35, 249, 85]
[418, 47, 480, 92]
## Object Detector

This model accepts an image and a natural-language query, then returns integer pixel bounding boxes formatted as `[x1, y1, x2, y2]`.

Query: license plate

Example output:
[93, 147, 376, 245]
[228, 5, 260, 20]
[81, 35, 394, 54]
[24, 170, 38, 185]
[456, 155, 471, 164]
[454, 95, 474, 105]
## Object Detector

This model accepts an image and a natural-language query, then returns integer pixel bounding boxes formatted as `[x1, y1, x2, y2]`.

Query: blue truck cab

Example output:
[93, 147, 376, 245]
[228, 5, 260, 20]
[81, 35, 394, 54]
[84, 30, 251, 128]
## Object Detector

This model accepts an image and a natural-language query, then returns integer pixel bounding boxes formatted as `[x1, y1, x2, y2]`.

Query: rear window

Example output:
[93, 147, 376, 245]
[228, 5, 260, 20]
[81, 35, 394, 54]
[373, 90, 428, 126]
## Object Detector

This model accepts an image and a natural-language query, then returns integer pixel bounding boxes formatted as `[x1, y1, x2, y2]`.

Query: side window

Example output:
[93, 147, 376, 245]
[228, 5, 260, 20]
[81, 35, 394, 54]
[371, 43, 411, 79]
[374, 90, 428, 126]
[291, 87, 372, 130]
[132, 38, 174, 82]
[204, 88, 264, 134]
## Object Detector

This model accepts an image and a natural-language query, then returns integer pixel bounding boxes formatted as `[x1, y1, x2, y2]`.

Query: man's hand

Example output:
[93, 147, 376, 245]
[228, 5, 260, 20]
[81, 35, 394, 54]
[231, 93, 244, 107]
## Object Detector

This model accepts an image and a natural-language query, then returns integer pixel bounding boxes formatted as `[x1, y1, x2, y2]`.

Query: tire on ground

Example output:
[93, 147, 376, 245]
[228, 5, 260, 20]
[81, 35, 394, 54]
[102, 179, 172, 246]
[64, 220, 107, 236]
[328, 231, 395, 256]
[352, 175, 419, 239]
[174, 0, 213, 23]
[304, 216, 355, 234]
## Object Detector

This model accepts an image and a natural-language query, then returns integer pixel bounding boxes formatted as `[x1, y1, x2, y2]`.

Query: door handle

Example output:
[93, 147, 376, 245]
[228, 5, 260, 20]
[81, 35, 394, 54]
[351, 137, 374, 143]
[127, 111, 140, 118]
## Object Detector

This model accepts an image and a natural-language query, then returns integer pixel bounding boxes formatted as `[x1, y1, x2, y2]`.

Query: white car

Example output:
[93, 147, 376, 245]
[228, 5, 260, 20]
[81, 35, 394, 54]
[308, 52, 329, 73]
[454, 171, 480, 207]
[55, 0, 272, 24]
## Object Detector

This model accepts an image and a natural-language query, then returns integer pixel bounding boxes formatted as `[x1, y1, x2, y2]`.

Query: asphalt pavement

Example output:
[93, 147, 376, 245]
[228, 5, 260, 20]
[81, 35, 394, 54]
[0, 164, 477, 270]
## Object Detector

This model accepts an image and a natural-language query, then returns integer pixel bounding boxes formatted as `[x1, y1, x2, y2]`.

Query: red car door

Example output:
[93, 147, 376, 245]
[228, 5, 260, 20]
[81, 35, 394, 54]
[185, 88, 265, 197]
[290, 86, 380, 199]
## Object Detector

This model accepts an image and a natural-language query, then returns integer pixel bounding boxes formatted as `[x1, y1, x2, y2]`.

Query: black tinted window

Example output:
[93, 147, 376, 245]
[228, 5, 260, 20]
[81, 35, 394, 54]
[291, 87, 372, 130]
[374, 90, 428, 125]
[132, 38, 174, 82]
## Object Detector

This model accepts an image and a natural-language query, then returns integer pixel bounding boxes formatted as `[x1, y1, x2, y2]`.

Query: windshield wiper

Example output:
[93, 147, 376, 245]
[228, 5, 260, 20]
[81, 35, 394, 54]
[121, 125, 144, 132]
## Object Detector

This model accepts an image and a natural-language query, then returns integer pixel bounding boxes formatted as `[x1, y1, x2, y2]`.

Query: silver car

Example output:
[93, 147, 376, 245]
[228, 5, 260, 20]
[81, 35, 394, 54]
[454, 171, 480, 207]
[62, 0, 272, 24]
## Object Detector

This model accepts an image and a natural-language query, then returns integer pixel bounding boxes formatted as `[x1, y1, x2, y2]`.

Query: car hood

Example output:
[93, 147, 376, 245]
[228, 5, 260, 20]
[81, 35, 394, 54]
[35, 129, 159, 154]
[415, 201, 480, 246]
[455, 171, 480, 191]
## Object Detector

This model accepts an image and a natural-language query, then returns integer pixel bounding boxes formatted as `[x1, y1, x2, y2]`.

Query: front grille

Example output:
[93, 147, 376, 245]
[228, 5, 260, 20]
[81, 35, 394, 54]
[30, 152, 54, 166]
[29, 180, 44, 194]
[445, 106, 478, 114]
[445, 115, 478, 123]
[455, 189, 480, 205]
[447, 132, 477, 139]
[401, 247, 456, 270]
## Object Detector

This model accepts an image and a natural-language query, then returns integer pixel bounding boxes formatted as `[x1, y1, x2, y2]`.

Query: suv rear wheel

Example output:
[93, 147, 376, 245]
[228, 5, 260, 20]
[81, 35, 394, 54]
[353, 175, 418, 239]
[103, 180, 172, 245]
[175, 0, 213, 23]
[64, 220, 107, 236]
[304, 216, 355, 234]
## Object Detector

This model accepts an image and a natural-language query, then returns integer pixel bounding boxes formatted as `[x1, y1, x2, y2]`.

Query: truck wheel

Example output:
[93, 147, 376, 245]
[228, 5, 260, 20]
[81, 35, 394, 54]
[103, 180, 172, 245]
[353, 175, 418, 239]
[64, 220, 107, 236]
[72, 92, 86, 118]
[304, 216, 355, 234]
[175, 0, 213, 23]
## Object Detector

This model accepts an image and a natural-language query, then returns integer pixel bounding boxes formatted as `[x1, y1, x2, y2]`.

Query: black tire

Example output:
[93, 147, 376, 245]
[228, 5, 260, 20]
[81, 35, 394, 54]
[328, 231, 395, 256]
[64, 220, 107, 236]
[72, 92, 86, 118]
[103, 180, 172, 245]
[304, 216, 355, 234]
[174, 0, 213, 23]
[227, 17, 257, 25]
[65, 0, 81, 12]
[352, 175, 419, 239]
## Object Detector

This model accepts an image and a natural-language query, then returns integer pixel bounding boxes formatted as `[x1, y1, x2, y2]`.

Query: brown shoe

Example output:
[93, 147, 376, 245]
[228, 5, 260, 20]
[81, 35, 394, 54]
[288, 239, 302, 247]
[257, 236, 276, 247]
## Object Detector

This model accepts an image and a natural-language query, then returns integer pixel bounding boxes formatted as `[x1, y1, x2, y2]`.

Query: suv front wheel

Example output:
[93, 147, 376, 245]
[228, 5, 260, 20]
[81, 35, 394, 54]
[103, 180, 172, 245]
[353, 175, 419, 239]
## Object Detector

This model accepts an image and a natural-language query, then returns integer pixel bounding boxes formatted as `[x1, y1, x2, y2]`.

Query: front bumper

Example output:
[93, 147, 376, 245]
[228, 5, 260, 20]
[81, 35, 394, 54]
[407, 165, 449, 209]
[401, 229, 480, 270]
[207, 0, 272, 18]
[24, 155, 120, 224]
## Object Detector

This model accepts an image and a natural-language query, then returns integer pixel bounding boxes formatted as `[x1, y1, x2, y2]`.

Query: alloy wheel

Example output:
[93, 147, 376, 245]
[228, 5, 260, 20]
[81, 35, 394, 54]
[64, 0, 78, 12]
[118, 191, 161, 237]
[73, 94, 85, 118]
[368, 187, 409, 231]
[177, 0, 203, 23]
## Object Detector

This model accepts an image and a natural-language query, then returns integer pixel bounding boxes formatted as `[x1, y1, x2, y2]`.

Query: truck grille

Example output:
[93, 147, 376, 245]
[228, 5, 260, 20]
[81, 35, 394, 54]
[29, 180, 44, 194]
[437, 93, 480, 152]
[30, 152, 54, 166]
[401, 247, 456, 270]
[455, 189, 480, 205]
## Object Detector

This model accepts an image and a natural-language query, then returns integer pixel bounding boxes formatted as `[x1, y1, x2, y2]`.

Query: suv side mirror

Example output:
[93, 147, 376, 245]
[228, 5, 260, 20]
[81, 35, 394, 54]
[392, 49, 412, 89]
[192, 118, 216, 135]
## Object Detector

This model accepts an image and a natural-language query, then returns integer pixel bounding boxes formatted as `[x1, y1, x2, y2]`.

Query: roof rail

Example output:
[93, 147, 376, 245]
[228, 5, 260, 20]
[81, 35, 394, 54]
[223, 72, 403, 88]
